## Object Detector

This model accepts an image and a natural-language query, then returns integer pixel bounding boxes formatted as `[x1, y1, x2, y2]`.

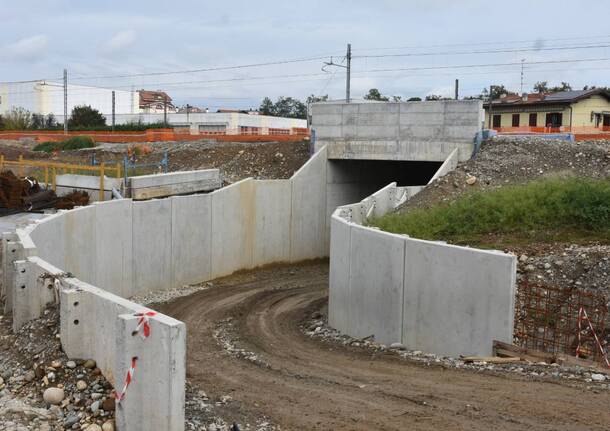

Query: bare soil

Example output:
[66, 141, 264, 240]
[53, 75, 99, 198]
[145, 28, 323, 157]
[157, 262, 610, 431]
[0, 139, 310, 182]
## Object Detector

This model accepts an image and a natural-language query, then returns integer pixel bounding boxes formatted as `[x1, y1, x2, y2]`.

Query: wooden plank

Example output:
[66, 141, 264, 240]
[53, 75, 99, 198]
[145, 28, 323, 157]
[462, 356, 523, 364]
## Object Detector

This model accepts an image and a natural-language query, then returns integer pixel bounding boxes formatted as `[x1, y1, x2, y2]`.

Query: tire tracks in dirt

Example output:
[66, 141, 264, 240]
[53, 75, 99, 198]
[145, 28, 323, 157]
[157, 262, 610, 431]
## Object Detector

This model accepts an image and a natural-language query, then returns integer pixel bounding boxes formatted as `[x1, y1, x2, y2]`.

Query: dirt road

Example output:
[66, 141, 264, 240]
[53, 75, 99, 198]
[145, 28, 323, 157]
[158, 262, 610, 430]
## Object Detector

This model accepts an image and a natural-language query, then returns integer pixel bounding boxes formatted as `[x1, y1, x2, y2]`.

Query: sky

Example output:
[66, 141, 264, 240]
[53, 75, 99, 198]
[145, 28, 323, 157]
[2, 0, 610, 109]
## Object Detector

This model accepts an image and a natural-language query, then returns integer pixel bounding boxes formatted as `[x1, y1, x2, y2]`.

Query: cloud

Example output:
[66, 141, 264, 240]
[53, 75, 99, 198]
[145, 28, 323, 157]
[103, 30, 137, 53]
[4, 35, 48, 61]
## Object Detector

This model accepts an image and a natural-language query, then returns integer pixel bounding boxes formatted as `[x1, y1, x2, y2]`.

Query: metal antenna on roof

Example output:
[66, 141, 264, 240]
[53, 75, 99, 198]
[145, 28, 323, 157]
[520, 59, 526, 94]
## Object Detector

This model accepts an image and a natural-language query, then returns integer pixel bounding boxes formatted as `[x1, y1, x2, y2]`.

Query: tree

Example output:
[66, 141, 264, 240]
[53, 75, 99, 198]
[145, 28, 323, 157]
[481, 85, 515, 100]
[549, 82, 572, 92]
[258, 96, 307, 119]
[306, 94, 328, 104]
[407, 97, 422, 102]
[68, 105, 106, 128]
[259, 97, 274, 116]
[391, 95, 402, 102]
[533, 81, 548, 93]
[363, 88, 389, 101]
[425, 94, 442, 101]
[3, 107, 32, 130]
[45, 113, 57, 129]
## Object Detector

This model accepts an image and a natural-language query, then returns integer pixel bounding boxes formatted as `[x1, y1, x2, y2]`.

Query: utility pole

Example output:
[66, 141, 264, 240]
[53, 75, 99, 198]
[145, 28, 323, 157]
[186, 104, 191, 123]
[346, 43, 351, 103]
[63, 68, 68, 134]
[488, 85, 494, 129]
[454, 79, 459, 100]
[163, 94, 168, 125]
[323, 43, 351, 103]
[111, 91, 116, 131]
[520, 59, 525, 94]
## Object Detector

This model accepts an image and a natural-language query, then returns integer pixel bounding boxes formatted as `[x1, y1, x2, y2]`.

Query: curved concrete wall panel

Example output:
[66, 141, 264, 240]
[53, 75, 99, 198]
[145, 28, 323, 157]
[328, 182, 516, 358]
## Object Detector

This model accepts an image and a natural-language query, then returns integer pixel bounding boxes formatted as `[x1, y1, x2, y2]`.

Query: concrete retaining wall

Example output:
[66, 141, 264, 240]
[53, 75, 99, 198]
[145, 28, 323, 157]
[312, 100, 482, 162]
[3, 147, 330, 429]
[328, 182, 516, 357]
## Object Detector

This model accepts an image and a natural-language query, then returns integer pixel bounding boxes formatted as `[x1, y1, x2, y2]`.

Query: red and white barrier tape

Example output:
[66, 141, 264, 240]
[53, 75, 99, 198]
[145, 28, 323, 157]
[133, 311, 157, 339]
[116, 356, 138, 402]
[576, 306, 610, 368]
[116, 310, 157, 403]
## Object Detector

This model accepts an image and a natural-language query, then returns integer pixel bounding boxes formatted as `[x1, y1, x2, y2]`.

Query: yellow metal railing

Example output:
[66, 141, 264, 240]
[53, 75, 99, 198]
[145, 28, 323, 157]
[0, 155, 122, 201]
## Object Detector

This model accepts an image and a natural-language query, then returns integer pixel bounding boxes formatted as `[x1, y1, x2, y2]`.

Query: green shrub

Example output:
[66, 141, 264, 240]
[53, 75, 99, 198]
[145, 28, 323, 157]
[33, 136, 95, 152]
[3, 107, 32, 130]
[369, 177, 610, 245]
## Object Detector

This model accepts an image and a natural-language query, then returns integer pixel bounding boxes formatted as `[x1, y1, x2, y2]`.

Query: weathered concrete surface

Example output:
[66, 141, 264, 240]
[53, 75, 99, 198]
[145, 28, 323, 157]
[312, 100, 482, 162]
[59, 279, 186, 431]
[129, 169, 221, 200]
[56, 174, 123, 202]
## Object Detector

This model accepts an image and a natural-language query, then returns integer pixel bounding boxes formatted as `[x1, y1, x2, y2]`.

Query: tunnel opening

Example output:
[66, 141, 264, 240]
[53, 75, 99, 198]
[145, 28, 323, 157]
[326, 159, 442, 215]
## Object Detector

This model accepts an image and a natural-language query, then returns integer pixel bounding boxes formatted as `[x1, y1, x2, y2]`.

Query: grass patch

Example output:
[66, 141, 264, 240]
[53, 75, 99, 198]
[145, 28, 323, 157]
[33, 136, 95, 152]
[369, 177, 610, 246]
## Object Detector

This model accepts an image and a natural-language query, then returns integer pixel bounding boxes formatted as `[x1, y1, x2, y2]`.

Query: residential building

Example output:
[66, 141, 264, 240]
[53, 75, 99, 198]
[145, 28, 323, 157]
[483, 89, 610, 131]
[138, 90, 177, 113]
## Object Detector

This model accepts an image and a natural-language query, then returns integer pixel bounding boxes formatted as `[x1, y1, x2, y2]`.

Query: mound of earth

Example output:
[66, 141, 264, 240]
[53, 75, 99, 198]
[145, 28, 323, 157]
[401, 136, 610, 211]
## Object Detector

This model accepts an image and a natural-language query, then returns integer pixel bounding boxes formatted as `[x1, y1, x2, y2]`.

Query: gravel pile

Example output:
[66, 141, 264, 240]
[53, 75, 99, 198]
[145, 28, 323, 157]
[516, 244, 610, 293]
[302, 311, 610, 390]
[0, 306, 115, 431]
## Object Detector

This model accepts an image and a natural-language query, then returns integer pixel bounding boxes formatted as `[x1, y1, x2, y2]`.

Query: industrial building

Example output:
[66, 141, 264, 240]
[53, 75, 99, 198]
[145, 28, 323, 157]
[0, 80, 306, 132]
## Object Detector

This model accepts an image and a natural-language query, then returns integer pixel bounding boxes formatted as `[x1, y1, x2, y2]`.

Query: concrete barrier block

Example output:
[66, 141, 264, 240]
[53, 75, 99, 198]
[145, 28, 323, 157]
[402, 239, 516, 357]
[348, 225, 406, 344]
[12, 257, 62, 331]
[94, 200, 134, 297]
[253, 180, 292, 266]
[129, 169, 221, 200]
[328, 216, 351, 333]
[171, 194, 212, 286]
[29, 213, 67, 270]
[133, 199, 172, 295]
[56, 174, 123, 202]
[63, 206, 98, 284]
[211, 180, 255, 278]
[115, 313, 186, 431]
[290, 147, 328, 261]
[59, 284, 91, 361]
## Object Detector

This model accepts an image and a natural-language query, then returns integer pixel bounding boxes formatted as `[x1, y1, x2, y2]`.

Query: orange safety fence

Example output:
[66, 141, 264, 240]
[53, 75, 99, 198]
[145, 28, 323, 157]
[0, 127, 310, 144]
[493, 126, 610, 134]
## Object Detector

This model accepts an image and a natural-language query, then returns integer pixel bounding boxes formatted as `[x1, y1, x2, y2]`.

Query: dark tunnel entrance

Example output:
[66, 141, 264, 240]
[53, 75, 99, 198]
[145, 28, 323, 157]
[326, 158, 443, 214]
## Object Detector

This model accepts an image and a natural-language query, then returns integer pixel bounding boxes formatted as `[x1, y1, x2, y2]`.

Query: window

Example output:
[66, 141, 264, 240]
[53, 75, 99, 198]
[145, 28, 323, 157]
[529, 113, 537, 127]
[492, 114, 501, 128]
[512, 114, 520, 127]
[545, 112, 563, 128]
[604, 115, 610, 127]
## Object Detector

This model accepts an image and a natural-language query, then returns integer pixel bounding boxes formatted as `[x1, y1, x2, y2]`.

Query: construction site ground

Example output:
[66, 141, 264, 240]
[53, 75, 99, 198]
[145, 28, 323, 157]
[156, 262, 610, 431]
[0, 139, 311, 183]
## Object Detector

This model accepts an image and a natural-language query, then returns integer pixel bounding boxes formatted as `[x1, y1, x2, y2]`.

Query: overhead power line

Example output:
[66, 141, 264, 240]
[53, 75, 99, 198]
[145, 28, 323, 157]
[353, 43, 610, 59]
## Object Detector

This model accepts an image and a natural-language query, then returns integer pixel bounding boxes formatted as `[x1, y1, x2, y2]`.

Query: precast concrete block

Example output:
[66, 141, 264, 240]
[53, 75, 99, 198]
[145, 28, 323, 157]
[290, 147, 328, 261]
[328, 215, 351, 333]
[94, 200, 133, 297]
[29, 213, 67, 270]
[348, 225, 406, 344]
[115, 313, 185, 431]
[133, 199, 172, 295]
[402, 239, 516, 357]
[63, 206, 97, 284]
[11, 257, 62, 331]
[210, 179, 255, 278]
[171, 194, 212, 286]
[253, 180, 292, 266]
[59, 285, 90, 361]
